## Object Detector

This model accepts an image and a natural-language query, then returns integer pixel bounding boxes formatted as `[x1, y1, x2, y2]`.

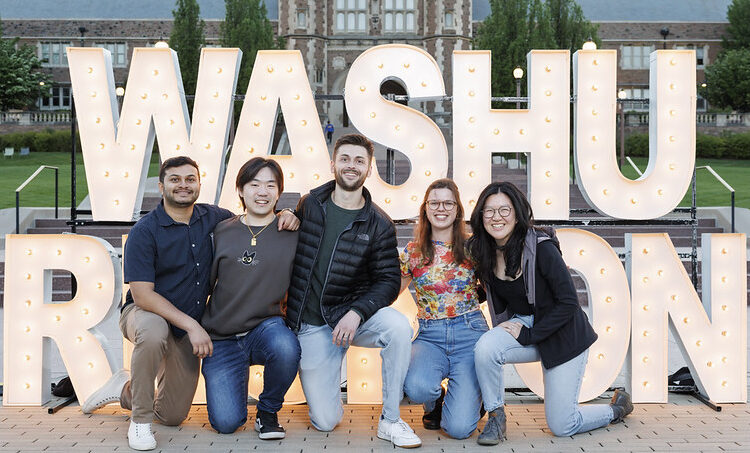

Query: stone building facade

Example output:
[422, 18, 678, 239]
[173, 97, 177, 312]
[277, 0, 473, 123]
[0, 0, 736, 118]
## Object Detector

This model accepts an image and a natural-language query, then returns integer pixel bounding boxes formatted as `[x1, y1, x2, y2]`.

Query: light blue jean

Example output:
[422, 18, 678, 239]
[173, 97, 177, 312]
[474, 314, 614, 437]
[404, 310, 488, 439]
[297, 307, 412, 431]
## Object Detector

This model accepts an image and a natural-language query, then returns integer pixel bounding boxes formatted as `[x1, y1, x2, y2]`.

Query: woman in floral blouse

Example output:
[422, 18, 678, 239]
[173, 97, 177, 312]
[399, 178, 489, 439]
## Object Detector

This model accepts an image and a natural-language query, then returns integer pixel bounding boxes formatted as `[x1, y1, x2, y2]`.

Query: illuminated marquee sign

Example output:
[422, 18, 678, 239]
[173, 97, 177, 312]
[2, 45, 746, 408]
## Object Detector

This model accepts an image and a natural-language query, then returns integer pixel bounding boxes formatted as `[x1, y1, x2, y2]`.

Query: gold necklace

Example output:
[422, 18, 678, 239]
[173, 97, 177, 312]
[244, 215, 272, 247]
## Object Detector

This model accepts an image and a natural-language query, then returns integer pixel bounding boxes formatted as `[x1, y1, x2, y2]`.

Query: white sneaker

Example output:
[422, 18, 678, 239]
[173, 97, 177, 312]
[81, 369, 130, 414]
[128, 421, 157, 451]
[377, 417, 422, 449]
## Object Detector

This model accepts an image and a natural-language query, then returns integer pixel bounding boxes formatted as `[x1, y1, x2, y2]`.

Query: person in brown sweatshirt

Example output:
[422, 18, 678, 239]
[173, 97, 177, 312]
[201, 157, 300, 440]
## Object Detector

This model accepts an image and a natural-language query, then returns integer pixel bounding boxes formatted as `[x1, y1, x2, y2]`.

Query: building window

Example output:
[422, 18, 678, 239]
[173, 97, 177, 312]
[621, 45, 654, 70]
[335, 0, 367, 32]
[622, 88, 650, 111]
[39, 86, 71, 110]
[95, 42, 128, 67]
[675, 44, 706, 69]
[444, 10, 455, 30]
[40, 42, 71, 67]
[697, 94, 707, 111]
[297, 9, 307, 29]
[315, 68, 324, 84]
[383, 0, 415, 32]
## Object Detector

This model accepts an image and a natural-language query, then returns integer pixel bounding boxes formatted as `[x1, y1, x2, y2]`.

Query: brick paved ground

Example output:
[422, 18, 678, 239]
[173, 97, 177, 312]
[1, 391, 749, 452]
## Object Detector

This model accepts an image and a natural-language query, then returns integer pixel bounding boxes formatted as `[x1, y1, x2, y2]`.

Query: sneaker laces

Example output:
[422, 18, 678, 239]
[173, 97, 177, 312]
[394, 419, 415, 434]
[484, 415, 501, 437]
[135, 423, 151, 437]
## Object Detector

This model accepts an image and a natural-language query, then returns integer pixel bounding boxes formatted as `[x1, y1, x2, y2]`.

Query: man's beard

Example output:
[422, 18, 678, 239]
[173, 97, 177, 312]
[163, 190, 199, 207]
[334, 168, 367, 192]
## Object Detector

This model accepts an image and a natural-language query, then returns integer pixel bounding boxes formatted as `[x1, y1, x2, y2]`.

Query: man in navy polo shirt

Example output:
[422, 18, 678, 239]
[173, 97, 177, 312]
[82, 156, 298, 451]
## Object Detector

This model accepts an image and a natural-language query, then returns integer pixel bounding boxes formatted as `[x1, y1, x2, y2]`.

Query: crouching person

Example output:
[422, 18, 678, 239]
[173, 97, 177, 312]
[201, 157, 301, 439]
[82, 156, 234, 450]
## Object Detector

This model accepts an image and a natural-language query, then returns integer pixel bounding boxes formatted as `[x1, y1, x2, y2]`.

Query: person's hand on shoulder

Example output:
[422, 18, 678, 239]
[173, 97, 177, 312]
[276, 208, 300, 231]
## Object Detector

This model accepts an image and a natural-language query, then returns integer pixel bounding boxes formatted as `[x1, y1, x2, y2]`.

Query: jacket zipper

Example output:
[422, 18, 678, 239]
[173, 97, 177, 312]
[295, 197, 364, 329]
[316, 221, 356, 326]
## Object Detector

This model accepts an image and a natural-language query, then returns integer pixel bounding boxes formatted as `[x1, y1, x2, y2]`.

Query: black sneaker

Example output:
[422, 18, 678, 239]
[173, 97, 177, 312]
[422, 388, 445, 430]
[610, 389, 634, 424]
[254, 409, 285, 440]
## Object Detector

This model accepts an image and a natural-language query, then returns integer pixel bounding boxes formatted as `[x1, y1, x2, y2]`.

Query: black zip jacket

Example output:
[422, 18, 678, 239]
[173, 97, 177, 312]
[486, 236, 598, 369]
[286, 181, 400, 331]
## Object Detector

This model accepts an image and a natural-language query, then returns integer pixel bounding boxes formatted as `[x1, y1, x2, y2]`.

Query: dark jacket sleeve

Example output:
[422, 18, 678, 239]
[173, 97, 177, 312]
[349, 218, 401, 322]
[516, 241, 579, 345]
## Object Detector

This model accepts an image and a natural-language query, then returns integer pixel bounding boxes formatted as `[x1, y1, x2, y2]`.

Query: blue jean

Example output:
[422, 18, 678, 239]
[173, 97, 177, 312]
[404, 310, 488, 439]
[201, 316, 301, 434]
[474, 314, 614, 437]
[297, 307, 412, 431]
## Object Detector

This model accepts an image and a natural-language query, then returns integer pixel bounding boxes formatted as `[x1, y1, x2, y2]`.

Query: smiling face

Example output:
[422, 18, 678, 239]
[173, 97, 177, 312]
[482, 192, 517, 246]
[425, 187, 458, 236]
[238, 167, 280, 220]
[159, 164, 200, 208]
[331, 144, 372, 192]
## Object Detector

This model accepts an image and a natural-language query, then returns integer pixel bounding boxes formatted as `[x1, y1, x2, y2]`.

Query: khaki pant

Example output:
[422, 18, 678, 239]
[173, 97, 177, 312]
[119, 304, 199, 424]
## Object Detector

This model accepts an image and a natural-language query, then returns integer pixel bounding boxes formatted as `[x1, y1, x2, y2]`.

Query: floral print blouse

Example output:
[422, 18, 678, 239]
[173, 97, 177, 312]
[399, 240, 481, 320]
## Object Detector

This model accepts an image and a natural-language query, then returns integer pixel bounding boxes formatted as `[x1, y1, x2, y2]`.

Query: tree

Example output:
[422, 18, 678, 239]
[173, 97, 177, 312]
[474, 0, 599, 97]
[546, 0, 599, 54]
[723, 0, 750, 50]
[701, 49, 750, 111]
[169, 0, 206, 96]
[702, 0, 750, 110]
[0, 21, 51, 110]
[220, 0, 283, 92]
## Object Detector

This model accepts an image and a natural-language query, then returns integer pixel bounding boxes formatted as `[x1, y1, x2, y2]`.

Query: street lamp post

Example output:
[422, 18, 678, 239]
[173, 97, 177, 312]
[513, 67, 524, 166]
[618, 89, 628, 168]
[513, 66, 523, 109]
[78, 26, 87, 47]
[660, 27, 670, 50]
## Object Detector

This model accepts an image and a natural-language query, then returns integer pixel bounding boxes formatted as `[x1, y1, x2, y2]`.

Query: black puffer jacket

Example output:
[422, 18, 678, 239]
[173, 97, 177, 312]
[286, 181, 400, 331]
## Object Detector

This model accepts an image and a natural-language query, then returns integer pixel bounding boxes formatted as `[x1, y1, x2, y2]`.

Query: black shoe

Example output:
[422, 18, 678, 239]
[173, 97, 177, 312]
[255, 409, 285, 440]
[422, 388, 445, 430]
[610, 389, 634, 424]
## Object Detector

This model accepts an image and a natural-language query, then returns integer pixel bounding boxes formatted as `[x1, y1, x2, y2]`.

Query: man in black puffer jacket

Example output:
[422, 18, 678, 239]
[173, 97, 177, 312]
[285, 134, 421, 448]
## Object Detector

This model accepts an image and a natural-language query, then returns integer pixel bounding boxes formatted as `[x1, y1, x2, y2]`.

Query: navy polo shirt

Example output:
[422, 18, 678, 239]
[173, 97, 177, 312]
[123, 201, 233, 337]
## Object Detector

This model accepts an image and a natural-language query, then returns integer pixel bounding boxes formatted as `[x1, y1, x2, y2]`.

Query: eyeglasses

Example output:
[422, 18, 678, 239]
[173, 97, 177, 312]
[426, 200, 457, 211]
[482, 206, 512, 219]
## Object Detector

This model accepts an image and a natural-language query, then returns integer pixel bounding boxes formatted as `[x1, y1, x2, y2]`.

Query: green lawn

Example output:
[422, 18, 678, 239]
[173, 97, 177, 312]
[1, 153, 160, 210]
[2, 153, 748, 210]
[617, 157, 750, 209]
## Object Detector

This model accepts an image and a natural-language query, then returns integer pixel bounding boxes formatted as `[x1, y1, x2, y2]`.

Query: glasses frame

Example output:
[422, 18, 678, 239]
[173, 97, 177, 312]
[426, 200, 458, 211]
[482, 206, 513, 219]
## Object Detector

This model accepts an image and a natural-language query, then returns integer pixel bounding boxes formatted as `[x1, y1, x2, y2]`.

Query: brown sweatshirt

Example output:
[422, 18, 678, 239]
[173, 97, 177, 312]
[202, 215, 298, 340]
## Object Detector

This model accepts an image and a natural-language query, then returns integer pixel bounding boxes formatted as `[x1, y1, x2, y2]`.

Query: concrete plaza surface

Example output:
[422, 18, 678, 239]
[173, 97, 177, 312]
[1, 390, 749, 452]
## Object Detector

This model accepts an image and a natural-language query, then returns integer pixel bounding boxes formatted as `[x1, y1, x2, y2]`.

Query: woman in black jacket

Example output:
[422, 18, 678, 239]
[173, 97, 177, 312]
[468, 182, 633, 446]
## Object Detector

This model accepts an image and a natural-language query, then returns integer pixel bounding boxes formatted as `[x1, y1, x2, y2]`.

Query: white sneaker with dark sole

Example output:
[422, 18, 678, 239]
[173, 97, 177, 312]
[128, 421, 156, 451]
[377, 417, 422, 449]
